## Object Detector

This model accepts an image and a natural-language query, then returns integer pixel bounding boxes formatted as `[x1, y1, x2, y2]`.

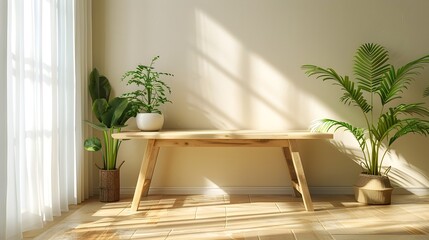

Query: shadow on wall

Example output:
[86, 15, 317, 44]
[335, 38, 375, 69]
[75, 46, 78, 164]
[297, 137, 361, 187]
[328, 136, 429, 195]
[386, 135, 429, 195]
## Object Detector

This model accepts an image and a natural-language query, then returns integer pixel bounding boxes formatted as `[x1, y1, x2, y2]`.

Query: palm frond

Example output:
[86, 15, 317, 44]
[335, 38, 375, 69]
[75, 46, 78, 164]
[372, 109, 400, 142]
[302, 65, 371, 113]
[396, 55, 429, 82]
[302, 65, 342, 82]
[353, 43, 390, 93]
[389, 119, 429, 146]
[391, 103, 429, 117]
[303, 43, 429, 176]
[378, 66, 403, 104]
[379, 55, 429, 105]
[339, 76, 372, 113]
[311, 119, 366, 151]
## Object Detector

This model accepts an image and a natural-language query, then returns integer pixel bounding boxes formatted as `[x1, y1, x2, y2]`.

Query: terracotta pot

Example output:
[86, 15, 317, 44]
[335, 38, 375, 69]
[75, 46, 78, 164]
[354, 173, 393, 205]
[99, 169, 120, 202]
[136, 113, 164, 131]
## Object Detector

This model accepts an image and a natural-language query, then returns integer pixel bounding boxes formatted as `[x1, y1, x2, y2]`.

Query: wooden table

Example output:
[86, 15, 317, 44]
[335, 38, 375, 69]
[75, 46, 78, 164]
[112, 130, 333, 212]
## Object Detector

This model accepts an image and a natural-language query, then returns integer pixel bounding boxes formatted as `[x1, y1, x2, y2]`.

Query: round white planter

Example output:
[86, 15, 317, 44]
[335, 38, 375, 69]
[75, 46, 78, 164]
[136, 113, 164, 131]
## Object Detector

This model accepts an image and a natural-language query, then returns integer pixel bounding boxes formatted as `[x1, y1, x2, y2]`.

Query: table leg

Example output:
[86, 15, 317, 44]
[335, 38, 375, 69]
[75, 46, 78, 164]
[131, 139, 160, 211]
[284, 140, 314, 211]
[282, 147, 301, 197]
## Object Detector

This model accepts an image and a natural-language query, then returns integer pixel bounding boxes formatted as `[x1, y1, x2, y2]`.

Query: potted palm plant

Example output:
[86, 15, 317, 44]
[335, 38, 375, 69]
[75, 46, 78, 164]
[121, 56, 173, 131]
[302, 43, 429, 204]
[84, 68, 134, 202]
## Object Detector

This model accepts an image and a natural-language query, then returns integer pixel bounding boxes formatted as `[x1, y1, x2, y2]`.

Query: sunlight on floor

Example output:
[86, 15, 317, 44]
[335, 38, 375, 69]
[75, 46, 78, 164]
[24, 194, 429, 240]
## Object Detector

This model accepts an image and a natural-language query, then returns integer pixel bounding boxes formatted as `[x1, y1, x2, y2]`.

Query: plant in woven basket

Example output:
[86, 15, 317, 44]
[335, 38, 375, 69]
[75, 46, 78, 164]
[84, 68, 134, 170]
[302, 43, 429, 176]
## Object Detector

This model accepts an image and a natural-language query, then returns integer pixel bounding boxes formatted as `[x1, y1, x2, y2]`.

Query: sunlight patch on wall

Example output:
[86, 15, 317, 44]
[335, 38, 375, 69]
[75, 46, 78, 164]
[190, 9, 334, 130]
[194, 9, 243, 79]
[192, 8, 245, 129]
[203, 178, 227, 195]
[245, 53, 292, 128]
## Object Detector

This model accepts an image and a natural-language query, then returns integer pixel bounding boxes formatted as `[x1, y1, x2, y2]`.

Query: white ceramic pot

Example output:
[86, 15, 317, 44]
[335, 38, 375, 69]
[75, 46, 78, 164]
[136, 113, 164, 131]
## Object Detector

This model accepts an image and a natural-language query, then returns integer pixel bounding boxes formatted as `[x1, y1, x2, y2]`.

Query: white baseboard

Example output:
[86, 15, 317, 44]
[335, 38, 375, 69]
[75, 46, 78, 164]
[115, 186, 429, 196]
[118, 186, 355, 195]
[392, 187, 429, 196]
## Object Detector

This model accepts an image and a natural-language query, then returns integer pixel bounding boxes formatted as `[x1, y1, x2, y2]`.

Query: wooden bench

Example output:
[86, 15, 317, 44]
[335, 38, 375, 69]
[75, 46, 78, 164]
[112, 130, 333, 211]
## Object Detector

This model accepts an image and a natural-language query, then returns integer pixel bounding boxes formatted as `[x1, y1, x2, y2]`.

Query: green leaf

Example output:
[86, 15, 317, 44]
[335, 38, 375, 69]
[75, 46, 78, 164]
[353, 43, 390, 93]
[373, 109, 399, 141]
[101, 97, 132, 128]
[84, 120, 109, 131]
[84, 137, 102, 151]
[389, 119, 429, 146]
[92, 98, 109, 122]
[311, 118, 367, 151]
[302, 65, 371, 113]
[378, 66, 404, 104]
[89, 68, 111, 102]
[380, 55, 429, 105]
[121, 56, 173, 113]
[110, 98, 130, 126]
[391, 103, 429, 117]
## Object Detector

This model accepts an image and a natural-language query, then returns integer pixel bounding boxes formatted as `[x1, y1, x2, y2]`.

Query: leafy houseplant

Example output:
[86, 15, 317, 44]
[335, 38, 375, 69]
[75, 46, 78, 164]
[84, 68, 134, 201]
[121, 56, 173, 131]
[302, 43, 429, 204]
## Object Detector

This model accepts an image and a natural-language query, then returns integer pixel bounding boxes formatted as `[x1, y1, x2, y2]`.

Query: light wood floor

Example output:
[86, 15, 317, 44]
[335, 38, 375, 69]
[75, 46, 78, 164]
[24, 194, 429, 240]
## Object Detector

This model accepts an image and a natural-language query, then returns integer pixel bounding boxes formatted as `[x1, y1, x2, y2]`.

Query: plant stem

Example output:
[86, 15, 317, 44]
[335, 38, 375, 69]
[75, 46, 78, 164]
[362, 111, 372, 168]
[379, 146, 390, 175]
[103, 131, 109, 169]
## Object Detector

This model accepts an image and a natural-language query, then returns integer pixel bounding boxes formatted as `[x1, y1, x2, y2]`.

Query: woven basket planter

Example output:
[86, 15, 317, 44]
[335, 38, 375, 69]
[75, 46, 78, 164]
[354, 173, 393, 205]
[99, 169, 120, 202]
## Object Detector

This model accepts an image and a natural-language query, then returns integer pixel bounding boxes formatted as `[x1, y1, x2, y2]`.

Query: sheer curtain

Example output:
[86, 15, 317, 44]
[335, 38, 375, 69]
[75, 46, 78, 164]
[0, 0, 8, 238]
[3, 0, 91, 238]
[75, 0, 93, 202]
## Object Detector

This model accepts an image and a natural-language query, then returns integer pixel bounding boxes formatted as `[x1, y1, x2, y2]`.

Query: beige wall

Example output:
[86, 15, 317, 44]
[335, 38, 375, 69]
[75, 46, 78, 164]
[92, 0, 429, 194]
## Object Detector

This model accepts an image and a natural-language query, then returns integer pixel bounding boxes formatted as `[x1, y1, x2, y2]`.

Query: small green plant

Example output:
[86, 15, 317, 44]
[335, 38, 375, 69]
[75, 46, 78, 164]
[121, 56, 173, 115]
[302, 43, 429, 176]
[84, 68, 134, 170]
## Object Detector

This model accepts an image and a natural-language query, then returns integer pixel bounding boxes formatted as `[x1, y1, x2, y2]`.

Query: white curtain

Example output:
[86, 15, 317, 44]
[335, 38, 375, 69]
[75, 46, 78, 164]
[3, 0, 91, 238]
[75, 0, 93, 202]
[0, 0, 8, 238]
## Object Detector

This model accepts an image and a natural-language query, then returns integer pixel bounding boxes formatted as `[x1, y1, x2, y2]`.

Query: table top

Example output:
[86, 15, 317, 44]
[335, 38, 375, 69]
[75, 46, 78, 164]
[112, 129, 333, 140]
